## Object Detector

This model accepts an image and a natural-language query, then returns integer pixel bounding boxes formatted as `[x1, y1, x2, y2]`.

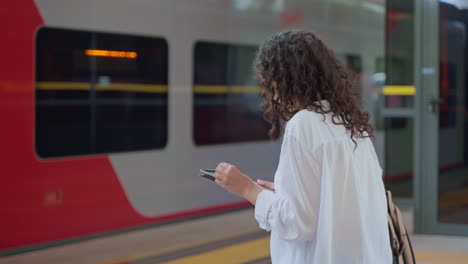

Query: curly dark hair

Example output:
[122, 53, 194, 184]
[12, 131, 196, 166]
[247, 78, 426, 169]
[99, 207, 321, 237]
[253, 30, 374, 145]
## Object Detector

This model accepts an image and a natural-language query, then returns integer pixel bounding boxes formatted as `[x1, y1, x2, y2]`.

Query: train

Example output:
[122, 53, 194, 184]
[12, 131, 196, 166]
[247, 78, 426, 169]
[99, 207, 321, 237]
[13, 0, 468, 254]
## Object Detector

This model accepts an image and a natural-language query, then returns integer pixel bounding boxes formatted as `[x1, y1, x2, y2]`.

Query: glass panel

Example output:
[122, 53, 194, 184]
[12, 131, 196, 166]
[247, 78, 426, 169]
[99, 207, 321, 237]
[36, 27, 168, 157]
[383, 117, 414, 197]
[437, 1, 468, 224]
[193, 42, 269, 145]
[382, 0, 415, 198]
[385, 0, 415, 108]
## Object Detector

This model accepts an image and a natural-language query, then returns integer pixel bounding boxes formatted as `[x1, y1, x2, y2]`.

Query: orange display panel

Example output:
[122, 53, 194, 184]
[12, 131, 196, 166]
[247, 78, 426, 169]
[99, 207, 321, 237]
[85, 49, 137, 59]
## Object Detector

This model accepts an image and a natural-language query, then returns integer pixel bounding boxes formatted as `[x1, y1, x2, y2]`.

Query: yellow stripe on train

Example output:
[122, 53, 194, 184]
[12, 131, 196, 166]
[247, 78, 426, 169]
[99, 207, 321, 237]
[382, 85, 416, 96]
[36, 82, 168, 93]
[194, 85, 262, 94]
[35, 82, 263, 94]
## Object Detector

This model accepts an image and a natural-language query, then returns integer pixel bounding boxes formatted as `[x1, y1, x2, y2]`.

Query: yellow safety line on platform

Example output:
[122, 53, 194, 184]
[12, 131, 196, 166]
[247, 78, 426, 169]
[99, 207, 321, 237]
[415, 250, 468, 264]
[160, 237, 270, 264]
[100, 228, 261, 264]
[382, 85, 416, 96]
[438, 186, 468, 209]
[101, 231, 468, 264]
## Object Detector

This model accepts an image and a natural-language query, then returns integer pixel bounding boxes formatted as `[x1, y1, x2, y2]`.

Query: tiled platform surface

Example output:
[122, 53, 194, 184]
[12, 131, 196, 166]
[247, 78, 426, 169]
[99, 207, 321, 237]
[1, 209, 467, 264]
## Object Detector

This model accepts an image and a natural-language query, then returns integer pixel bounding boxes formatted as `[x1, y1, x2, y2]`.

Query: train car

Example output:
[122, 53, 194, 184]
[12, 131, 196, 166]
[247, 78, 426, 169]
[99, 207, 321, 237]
[0, 0, 385, 254]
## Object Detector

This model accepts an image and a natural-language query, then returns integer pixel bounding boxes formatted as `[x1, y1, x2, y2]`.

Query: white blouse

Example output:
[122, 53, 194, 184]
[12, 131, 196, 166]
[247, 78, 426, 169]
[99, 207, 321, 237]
[255, 100, 392, 264]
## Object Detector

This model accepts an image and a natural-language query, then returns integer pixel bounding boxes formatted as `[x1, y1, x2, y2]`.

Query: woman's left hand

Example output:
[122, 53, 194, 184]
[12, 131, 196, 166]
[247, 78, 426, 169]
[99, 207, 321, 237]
[214, 162, 263, 204]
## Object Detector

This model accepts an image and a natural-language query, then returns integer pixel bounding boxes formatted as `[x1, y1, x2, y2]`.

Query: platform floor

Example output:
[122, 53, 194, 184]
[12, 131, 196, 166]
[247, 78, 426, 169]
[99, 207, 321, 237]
[2, 209, 468, 264]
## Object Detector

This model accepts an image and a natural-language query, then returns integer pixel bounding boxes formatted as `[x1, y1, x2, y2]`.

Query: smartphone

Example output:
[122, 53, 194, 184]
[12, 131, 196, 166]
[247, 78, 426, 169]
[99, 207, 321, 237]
[199, 169, 274, 192]
[199, 169, 216, 181]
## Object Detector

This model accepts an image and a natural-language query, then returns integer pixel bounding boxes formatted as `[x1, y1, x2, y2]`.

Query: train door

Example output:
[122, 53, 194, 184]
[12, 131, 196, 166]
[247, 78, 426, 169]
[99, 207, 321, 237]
[415, 0, 468, 235]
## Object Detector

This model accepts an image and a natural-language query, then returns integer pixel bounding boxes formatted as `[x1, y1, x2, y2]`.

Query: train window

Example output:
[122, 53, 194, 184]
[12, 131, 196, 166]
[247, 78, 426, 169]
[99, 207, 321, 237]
[193, 42, 270, 145]
[35, 27, 168, 158]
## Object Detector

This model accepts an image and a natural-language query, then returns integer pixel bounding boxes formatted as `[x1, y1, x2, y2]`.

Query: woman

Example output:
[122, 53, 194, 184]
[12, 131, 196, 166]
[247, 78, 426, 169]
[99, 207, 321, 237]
[214, 30, 391, 263]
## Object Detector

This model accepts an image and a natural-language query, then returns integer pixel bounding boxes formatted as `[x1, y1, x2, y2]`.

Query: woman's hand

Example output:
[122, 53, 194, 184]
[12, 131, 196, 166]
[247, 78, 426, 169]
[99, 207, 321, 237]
[214, 162, 263, 205]
[257, 179, 275, 192]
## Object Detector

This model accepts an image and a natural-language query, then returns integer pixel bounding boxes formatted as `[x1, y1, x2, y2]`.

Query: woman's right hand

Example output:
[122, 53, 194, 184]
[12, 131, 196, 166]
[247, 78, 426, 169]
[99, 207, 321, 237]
[257, 179, 275, 192]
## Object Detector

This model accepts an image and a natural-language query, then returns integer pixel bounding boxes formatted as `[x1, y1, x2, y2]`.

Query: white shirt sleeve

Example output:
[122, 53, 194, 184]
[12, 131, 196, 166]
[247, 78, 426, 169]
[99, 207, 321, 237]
[254, 135, 321, 242]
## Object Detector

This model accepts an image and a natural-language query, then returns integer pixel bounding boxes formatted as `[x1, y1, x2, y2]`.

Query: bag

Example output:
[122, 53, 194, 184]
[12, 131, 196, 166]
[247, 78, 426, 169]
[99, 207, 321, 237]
[386, 191, 416, 264]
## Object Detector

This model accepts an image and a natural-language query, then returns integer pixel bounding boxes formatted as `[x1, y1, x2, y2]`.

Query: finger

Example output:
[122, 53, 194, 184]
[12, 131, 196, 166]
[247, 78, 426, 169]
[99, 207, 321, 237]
[219, 162, 229, 168]
[264, 182, 275, 189]
[259, 183, 274, 191]
[216, 165, 228, 174]
[216, 163, 227, 172]
[214, 172, 224, 181]
[215, 178, 224, 187]
[257, 179, 274, 189]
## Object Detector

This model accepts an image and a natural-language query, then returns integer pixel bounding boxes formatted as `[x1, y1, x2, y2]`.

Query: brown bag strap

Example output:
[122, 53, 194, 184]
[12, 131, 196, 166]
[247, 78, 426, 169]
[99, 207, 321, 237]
[388, 214, 401, 256]
[394, 206, 415, 264]
[386, 191, 416, 264]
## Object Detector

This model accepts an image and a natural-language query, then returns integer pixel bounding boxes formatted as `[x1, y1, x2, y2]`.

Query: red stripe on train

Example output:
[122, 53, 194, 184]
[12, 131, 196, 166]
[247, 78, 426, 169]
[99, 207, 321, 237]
[383, 161, 464, 182]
